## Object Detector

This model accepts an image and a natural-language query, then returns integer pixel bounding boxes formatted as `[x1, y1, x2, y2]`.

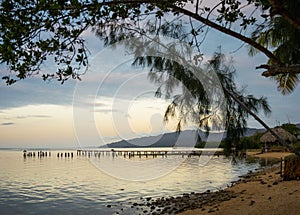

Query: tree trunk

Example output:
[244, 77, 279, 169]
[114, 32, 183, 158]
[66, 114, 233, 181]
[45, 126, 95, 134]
[224, 88, 300, 157]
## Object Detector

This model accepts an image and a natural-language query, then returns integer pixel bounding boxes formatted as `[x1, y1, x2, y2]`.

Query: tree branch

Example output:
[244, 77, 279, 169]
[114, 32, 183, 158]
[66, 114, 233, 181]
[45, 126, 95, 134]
[168, 5, 283, 67]
[9, 0, 282, 67]
[257, 64, 300, 77]
[269, 0, 300, 31]
[195, 0, 199, 14]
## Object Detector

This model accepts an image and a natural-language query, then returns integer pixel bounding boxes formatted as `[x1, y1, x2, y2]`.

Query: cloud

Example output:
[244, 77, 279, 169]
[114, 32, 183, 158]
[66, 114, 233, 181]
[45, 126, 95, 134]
[93, 108, 119, 113]
[0, 114, 52, 120]
[146, 106, 165, 110]
[0, 75, 76, 110]
[16, 115, 52, 119]
[1, 122, 15, 126]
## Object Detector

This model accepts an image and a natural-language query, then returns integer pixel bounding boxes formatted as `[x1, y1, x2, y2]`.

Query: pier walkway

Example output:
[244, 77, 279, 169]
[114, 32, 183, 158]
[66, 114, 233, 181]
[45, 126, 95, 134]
[76, 148, 224, 158]
[22, 148, 224, 158]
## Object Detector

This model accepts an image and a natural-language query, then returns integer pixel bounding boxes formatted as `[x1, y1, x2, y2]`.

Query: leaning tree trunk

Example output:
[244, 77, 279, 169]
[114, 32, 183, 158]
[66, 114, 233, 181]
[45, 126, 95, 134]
[224, 88, 300, 158]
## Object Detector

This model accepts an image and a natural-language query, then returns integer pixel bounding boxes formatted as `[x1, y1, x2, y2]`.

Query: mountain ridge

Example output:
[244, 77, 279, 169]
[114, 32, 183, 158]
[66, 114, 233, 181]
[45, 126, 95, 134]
[102, 123, 300, 148]
[101, 126, 267, 148]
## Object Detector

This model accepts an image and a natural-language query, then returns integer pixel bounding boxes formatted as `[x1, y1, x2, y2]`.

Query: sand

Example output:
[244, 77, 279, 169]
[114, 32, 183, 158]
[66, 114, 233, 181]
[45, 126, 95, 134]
[178, 152, 300, 215]
[246, 151, 293, 159]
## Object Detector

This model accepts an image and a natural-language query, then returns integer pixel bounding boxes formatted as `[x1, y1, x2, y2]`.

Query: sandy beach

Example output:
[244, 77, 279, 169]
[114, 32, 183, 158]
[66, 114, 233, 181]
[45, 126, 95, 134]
[246, 151, 293, 159]
[177, 151, 300, 215]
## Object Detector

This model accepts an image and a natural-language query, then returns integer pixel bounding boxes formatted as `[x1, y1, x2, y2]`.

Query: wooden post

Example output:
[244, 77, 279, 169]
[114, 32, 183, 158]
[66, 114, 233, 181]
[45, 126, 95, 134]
[280, 157, 283, 178]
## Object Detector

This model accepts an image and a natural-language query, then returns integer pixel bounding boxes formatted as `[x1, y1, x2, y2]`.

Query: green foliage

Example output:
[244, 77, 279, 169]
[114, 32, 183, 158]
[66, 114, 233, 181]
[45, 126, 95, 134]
[194, 140, 206, 148]
[281, 123, 300, 136]
[126, 38, 271, 145]
[215, 0, 257, 28]
[1, 0, 299, 88]
[292, 142, 300, 152]
[0, 0, 92, 84]
[0, 0, 184, 84]
[220, 131, 263, 156]
[220, 137, 235, 156]
[239, 132, 263, 149]
[210, 53, 270, 143]
[0, 1, 277, 154]
[249, 0, 300, 94]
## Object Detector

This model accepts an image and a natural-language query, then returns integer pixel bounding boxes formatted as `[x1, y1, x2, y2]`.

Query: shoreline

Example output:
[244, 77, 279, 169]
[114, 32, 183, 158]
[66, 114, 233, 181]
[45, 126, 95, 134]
[137, 151, 300, 214]
[177, 151, 300, 215]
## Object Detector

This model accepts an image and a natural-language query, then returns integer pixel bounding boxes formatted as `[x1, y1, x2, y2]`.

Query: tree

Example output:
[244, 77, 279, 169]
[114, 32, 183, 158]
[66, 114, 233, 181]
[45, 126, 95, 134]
[1, 0, 299, 155]
[1, 0, 300, 88]
[133, 45, 271, 147]
[249, 0, 300, 94]
[281, 123, 300, 137]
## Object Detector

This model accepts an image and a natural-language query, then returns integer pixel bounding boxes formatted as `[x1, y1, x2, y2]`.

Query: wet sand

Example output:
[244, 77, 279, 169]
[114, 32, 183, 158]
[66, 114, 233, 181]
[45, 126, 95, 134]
[178, 152, 300, 215]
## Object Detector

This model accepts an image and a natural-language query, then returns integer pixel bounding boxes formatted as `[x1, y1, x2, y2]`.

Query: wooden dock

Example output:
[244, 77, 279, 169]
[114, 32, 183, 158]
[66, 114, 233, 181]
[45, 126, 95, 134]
[23, 150, 51, 158]
[76, 148, 224, 158]
[23, 148, 224, 159]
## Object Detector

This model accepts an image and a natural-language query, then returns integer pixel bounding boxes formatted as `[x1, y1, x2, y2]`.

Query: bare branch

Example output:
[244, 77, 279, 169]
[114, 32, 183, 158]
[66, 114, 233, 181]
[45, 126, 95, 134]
[257, 64, 300, 77]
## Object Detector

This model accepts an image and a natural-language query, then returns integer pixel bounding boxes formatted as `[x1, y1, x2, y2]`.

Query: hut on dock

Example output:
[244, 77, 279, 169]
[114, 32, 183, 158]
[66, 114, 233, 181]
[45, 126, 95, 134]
[260, 127, 297, 152]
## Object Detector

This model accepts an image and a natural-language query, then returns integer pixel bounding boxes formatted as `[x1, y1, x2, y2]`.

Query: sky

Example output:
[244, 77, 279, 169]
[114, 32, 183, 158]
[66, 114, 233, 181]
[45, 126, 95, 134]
[0, 16, 300, 149]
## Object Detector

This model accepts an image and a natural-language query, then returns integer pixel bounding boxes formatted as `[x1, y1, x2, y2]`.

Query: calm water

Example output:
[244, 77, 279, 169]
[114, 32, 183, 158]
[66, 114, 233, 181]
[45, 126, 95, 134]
[0, 149, 277, 214]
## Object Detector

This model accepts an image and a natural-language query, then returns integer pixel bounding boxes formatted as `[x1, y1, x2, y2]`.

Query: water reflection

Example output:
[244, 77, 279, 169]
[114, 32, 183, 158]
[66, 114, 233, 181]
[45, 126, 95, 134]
[0, 150, 274, 214]
[241, 156, 281, 167]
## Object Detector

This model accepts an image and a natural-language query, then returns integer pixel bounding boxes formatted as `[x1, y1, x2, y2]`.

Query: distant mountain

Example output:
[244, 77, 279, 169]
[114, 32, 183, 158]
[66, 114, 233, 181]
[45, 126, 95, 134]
[102, 127, 262, 148]
[103, 130, 201, 148]
[101, 126, 287, 148]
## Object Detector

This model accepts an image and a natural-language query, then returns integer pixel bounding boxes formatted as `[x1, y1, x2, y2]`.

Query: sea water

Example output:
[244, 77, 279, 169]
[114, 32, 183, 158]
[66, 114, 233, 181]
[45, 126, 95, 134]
[0, 149, 278, 214]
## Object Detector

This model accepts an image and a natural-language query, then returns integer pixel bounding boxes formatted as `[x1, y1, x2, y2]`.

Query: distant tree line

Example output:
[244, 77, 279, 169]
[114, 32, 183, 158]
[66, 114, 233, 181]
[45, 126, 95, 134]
[196, 123, 300, 155]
